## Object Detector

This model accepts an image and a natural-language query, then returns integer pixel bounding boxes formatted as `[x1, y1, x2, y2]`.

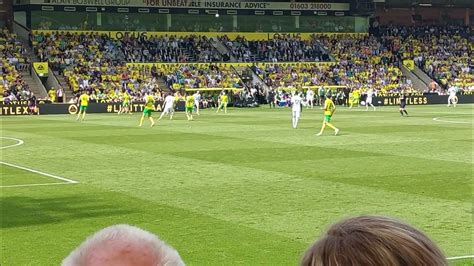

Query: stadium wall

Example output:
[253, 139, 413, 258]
[375, 7, 472, 25]
[14, 0, 370, 32]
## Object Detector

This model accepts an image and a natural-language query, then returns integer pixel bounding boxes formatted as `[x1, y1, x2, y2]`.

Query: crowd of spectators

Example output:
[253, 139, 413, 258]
[242, 34, 410, 99]
[31, 31, 230, 102]
[118, 34, 222, 63]
[1, 29, 32, 103]
[162, 64, 244, 90]
[28, 26, 471, 104]
[317, 34, 409, 94]
[32, 32, 223, 73]
[220, 35, 330, 62]
[377, 25, 473, 91]
[63, 63, 164, 103]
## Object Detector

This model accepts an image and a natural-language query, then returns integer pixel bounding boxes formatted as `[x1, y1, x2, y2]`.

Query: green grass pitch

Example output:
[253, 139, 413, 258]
[1, 105, 472, 265]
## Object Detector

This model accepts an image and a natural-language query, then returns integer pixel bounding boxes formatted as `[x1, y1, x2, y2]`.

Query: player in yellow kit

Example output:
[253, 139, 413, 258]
[139, 94, 155, 127]
[216, 91, 228, 113]
[316, 96, 340, 136]
[76, 90, 90, 121]
[185, 94, 195, 121]
[118, 90, 132, 115]
[349, 88, 360, 109]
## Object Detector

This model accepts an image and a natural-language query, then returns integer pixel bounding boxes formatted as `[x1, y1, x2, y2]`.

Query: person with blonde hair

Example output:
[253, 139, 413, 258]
[62, 224, 185, 266]
[301, 215, 447, 266]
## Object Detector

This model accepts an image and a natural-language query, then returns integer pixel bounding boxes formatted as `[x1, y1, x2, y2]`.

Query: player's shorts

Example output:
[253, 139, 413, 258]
[448, 95, 458, 103]
[122, 101, 130, 107]
[220, 102, 228, 108]
[163, 106, 174, 114]
[324, 115, 332, 122]
[80, 105, 88, 111]
[143, 108, 152, 117]
[292, 111, 300, 118]
[366, 98, 373, 104]
[186, 106, 193, 112]
[399, 101, 406, 108]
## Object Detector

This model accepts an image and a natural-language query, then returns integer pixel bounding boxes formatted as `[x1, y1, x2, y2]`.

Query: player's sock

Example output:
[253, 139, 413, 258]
[400, 111, 404, 116]
[317, 124, 326, 135]
[403, 110, 408, 116]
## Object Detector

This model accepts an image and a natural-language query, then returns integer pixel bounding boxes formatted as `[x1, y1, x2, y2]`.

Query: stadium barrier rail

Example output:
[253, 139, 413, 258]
[33, 30, 368, 41]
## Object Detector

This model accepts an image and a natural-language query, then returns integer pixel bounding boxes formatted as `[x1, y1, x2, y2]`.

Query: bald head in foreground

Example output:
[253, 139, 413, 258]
[62, 224, 184, 266]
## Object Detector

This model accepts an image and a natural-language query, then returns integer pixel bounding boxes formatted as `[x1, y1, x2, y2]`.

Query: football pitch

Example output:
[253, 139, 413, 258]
[1, 105, 472, 265]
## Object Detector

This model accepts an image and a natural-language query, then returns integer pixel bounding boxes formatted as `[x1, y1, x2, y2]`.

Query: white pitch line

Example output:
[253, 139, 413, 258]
[0, 182, 76, 188]
[1, 136, 79, 187]
[433, 117, 472, 124]
[0, 161, 79, 184]
[0, 137, 25, 149]
[447, 255, 474, 260]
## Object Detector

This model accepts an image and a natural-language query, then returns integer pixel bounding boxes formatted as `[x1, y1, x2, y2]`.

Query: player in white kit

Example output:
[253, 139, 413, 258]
[291, 93, 303, 129]
[306, 88, 314, 109]
[447, 86, 458, 108]
[158, 93, 175, 121]
[193, 90, 201, 115]
[365, 87, 376, 111]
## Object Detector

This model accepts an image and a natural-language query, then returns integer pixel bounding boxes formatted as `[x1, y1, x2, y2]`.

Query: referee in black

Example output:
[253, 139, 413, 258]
[399, 90, 409, 117]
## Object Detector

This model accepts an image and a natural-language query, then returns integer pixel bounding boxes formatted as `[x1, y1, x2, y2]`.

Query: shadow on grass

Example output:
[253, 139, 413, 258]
[0, 195, 133, 228]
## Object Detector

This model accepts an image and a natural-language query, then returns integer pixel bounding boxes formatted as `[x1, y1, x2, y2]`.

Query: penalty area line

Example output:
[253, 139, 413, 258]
[0, 161, 79, 187]
[432, 117, 472, 124]
[447, 255, 474, 261]
[1, 182, 76, 188]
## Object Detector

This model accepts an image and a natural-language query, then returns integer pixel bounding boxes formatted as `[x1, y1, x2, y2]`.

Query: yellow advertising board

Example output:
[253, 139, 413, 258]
[126, 62, 254, 68]
[33, 62, 49, 76]
[403, 59, 415, 71]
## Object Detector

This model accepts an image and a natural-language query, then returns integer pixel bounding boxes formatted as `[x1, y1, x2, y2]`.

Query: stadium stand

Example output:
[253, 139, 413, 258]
[252, 34, 411, 96]
[162, 63, 244, 90]
[32, 32, 222, 68]
[254, 62, 335, 88]
[32, 31, 229, 100]
[62, 63, 166, 102]
[219, 35, 330, 62]
[317, 34, 409, 94]
[378, 25, 473, 91]
[1, 28, 32, 102]
[28, 26, 470, 103]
